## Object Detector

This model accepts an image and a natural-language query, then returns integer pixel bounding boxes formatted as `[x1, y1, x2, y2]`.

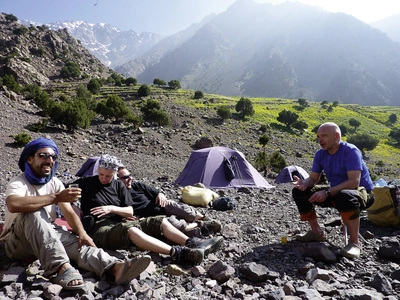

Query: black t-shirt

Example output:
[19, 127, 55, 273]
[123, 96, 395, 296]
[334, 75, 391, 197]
[129, 182, 160, 215]
[74, 176, 134, 221]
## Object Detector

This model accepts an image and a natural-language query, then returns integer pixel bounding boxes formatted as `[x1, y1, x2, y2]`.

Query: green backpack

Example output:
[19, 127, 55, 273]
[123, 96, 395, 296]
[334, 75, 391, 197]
[367, 186, 400, 226]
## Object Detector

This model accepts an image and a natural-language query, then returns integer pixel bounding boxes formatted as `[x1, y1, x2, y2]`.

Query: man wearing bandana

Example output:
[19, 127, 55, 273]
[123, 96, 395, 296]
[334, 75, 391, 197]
[74, 154, 224, 265]
[0, 138, 151, 290]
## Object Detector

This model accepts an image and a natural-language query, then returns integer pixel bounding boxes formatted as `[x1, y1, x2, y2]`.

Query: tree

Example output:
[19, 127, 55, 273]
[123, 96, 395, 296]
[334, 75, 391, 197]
[5, 13, 18, 22]
[259, 134, 269, 154]
[152, 110, 171, 126]
[49, 100, 95, 133]
[254, 151, 269, 176]
[153, 78, 165, 87]
[332, 101, 339, 107]
[168, 79, 181, 89]
[321, 100, 329, 106]
[297, 98, 308, 107]
[338, 124, 348, 137]
[292, 120, 308, 132]
[347, 133, 379, 157]
[138, 84, 151, 97]
[140, 99, 170, 126]
[76, 84, 96, 110]
[389, 128, 400, 145]
[277, 109, 298, 128]
[87, 78, 101, 94]
[3, 74, 21, 93]
[61, 61, 81, 78]
[349, 118, 361, 131]
[96, 94, 131, 121]
[269, 151, 287, 173]
[125, 77, 137, 86]
[194, 90, 204, 99]
[389, 113, 397, 124]
[217, 106, 232, 121]
[235, 97, 254, 118]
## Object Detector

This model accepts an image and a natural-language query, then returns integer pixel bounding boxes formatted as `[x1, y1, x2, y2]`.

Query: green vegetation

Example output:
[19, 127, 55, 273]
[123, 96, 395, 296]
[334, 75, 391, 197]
[168, 79, 181, 89]
[217, 106, 232, 121]
[61, 61, 81, 78]
[235, 97, 255, 119]
[194, 90, 204, 99]
[13, 132, 31, 147]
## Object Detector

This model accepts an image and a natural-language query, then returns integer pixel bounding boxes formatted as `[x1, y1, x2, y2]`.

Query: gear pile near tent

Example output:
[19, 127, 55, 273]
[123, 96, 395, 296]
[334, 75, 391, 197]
[174, 147, 274, 189]
[275, 165, 309, 184]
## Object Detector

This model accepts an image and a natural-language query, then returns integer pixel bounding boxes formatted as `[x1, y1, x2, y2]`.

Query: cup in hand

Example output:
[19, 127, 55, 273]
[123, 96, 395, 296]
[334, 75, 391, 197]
[69, 183, 81, 201]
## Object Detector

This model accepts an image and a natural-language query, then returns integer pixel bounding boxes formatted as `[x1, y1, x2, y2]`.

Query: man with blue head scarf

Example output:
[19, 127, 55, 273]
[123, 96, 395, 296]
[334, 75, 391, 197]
[0, 137, 151, 290]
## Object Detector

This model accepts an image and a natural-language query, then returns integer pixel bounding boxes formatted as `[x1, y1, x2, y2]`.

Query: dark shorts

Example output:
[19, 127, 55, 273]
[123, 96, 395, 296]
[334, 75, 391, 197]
[91, 215, 164, 250]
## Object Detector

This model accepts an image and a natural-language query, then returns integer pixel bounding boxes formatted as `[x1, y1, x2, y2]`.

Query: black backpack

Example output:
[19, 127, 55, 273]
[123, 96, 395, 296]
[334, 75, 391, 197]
[212, 197, 237, 211]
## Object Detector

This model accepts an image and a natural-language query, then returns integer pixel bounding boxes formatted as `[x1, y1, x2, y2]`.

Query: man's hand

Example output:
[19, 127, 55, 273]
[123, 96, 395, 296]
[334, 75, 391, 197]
[90, 205, 115, 218]
[58, 188, 81, 203]
[155, 193, 168, 207]
[308, 190, 327, 203]
[77, 232, 96, 250]
[293, 175, 307, 191]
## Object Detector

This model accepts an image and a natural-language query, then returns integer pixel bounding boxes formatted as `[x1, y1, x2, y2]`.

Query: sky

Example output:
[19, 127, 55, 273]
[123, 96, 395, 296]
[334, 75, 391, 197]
[1, 0, 400, 36]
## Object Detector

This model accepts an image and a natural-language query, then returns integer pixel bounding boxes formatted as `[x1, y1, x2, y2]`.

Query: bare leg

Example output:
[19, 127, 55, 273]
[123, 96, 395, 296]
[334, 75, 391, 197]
[308, 218, 324, 234]
[127, 227, 172, 254]
[342, 217, 360, 244]
[161, 219, 189, 245]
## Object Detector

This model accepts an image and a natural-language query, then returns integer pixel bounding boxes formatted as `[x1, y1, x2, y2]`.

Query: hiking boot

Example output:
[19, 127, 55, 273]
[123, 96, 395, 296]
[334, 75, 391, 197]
[295, 230, 327, 242]
[171, 246, 204, 264]
[198, 219, 222, 236]
[186, 236, 224, 256]
[339, 242, 361, 259]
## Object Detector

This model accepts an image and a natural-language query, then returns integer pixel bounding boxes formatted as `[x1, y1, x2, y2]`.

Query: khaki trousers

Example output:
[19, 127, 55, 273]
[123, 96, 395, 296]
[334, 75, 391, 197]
[4, 208, 119, 279]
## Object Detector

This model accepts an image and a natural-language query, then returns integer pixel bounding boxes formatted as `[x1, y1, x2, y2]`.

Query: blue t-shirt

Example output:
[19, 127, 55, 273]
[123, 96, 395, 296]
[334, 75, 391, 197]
[312, 141, 374, 190]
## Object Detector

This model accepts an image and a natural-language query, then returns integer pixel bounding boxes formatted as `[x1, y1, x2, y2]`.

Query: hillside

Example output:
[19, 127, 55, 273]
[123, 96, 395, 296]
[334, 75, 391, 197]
[0, 14, 112, 86]
[2, 10, 400, 299]
[116, 0, 400, 106]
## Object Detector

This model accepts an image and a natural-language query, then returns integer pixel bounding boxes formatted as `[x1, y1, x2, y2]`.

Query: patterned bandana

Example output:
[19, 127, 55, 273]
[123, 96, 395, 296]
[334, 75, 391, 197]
[98, 154, 121, 171]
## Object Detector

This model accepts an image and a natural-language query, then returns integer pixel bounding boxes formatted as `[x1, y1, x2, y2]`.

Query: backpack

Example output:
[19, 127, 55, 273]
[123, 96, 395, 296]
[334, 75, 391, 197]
[367, 185, 400, 226]
[212, 197, 237, 211]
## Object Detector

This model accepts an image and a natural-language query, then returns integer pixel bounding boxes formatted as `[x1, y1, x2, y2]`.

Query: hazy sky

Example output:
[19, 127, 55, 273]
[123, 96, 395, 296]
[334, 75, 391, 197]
[1, 0, 400, 36]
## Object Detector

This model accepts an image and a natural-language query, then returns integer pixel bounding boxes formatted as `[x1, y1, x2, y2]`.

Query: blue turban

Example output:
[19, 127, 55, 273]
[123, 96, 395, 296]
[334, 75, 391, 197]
[18, 137, 59, 185]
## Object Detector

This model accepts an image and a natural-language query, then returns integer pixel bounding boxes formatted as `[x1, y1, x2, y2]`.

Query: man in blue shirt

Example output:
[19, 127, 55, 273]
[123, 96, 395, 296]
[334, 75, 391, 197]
[292, 122, 374, 259]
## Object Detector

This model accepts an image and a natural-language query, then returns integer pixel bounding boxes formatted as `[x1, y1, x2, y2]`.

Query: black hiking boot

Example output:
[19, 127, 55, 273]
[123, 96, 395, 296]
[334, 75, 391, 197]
[186, 236, 224, 256]
[171, 246, 204, 264]
[198, 219, 222, 236]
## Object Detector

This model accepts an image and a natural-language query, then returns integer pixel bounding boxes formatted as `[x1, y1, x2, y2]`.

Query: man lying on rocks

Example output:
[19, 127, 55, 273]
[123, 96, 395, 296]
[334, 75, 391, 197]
[71, 154, 224, 265]
[117, 166, 221, 237]
[0, 138, 151, 290]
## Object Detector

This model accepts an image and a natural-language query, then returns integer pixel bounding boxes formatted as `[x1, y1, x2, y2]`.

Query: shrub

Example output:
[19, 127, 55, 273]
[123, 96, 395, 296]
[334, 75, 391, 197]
[269, 151, 287, 173]
[125, 77, 137, 86]
[259, 134, 269, 148]
[13, 132, 31, 147]
[153, 78, 165, 87]
[87, 78, 101, 94]
[13, 26, 28, 35]
[349, 118, 361, 131]
[29, 118, 49, 132]
[96, 94, 131, 121]
[194, 90, 204, 99]
[217, 106, 232, 121]
[61, 61, 81, 78]
[168, 80, 181, 89]
[259, 124, 268, 133]
[254, 151, 269, 176]
[5, 13, 18, 22]
[347, 133, 379, 156]
[138, 84, 151, 97]
[3, 74, 21, 93]
[235, 97, 254, 118]
[389, 113, 397, 123]
[277, 109, 298, 128]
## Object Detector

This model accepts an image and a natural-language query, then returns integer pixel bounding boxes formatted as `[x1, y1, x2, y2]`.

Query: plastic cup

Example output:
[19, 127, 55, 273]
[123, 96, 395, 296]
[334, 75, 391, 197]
[69, 184, 79, 188]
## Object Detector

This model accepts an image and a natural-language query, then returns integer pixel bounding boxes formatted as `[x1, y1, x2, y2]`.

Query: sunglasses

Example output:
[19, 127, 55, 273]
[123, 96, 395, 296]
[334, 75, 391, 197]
[119, 174, 132, 180]
[35, 152, 58, 160]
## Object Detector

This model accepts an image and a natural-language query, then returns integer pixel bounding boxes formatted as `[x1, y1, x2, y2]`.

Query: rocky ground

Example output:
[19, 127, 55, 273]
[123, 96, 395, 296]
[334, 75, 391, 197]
[1, 91, 400, 300]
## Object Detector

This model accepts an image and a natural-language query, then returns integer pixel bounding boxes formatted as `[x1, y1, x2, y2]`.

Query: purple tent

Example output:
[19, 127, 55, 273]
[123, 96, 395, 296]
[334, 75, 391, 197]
[75, 156, 100, 177]
[174, 147, 274, 189]
[275, 165, 309, 184]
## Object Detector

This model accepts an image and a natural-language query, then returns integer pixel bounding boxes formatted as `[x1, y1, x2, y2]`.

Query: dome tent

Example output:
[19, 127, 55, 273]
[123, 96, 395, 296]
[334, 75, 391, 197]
[275, 165, 309, 184]
[174, 147, 274, 189]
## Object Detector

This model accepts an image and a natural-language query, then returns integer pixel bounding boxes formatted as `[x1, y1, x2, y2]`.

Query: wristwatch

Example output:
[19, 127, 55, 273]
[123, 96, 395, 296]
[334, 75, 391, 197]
[325, 188, 331, 197]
